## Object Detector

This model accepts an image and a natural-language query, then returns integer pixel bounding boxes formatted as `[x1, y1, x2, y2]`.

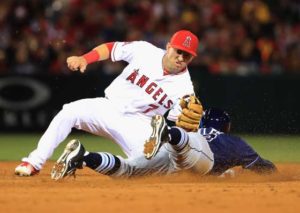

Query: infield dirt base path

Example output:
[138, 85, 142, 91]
[1, 162, 300, 213]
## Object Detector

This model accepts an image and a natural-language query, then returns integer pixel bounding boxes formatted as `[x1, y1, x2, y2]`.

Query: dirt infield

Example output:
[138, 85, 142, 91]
[1, 162, 300, 213]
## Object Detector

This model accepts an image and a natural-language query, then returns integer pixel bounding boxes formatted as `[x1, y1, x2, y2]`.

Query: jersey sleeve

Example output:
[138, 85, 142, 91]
[111, 41, 151, 63]
[166, 99, 182, 122]
[244, 157, 277, 174]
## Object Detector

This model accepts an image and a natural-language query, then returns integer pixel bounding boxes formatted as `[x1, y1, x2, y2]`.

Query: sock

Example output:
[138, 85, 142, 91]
[169, 127, 189, 150]
[83, 152, 121, 175]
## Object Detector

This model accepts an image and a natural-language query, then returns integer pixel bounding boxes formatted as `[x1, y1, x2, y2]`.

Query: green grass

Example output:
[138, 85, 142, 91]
[240, 135, 300, 163]
[0, 133, 300, 162]
[0, 133, 125, 161]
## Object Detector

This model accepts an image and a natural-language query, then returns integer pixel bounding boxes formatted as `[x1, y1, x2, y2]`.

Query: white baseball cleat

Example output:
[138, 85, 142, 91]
[51, 139, 85, 180]
[15, 162, 39, 176]
[144, 115, 169, 160]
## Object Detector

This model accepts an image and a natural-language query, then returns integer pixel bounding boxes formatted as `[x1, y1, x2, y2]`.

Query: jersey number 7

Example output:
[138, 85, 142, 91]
[142, 104, 159, 113]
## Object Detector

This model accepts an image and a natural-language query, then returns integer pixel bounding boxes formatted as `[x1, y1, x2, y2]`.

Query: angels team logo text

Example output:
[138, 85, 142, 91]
[126, 69, 173, 112]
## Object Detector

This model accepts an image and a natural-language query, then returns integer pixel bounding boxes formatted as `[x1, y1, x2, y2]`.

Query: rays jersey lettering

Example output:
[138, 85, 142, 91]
[199, 127, 223, 143]
[126, 69, 173, 111]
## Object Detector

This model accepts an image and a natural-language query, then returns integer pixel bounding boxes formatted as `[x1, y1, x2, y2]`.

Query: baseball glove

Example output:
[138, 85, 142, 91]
[176, 95, 203, 132]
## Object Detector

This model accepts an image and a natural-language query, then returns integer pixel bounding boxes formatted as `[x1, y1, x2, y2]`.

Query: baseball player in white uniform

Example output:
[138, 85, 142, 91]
[15, 30, 200, 176]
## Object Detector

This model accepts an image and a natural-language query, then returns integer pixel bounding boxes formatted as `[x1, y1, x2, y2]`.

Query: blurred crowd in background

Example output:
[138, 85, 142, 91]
[0, 0, 299, 76]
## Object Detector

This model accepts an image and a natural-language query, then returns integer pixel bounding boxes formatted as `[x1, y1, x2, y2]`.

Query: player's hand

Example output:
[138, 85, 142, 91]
[66, 56, 87, 73]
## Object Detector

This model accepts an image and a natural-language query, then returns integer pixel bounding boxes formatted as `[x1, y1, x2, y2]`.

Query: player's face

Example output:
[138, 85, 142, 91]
[163, 43, 194, 73]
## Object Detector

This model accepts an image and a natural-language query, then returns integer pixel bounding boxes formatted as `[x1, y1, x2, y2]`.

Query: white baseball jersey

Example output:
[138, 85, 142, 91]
[106, 41, 194, 118]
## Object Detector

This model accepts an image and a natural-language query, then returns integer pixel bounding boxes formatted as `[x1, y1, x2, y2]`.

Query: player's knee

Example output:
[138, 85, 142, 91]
[56, 103, 82, 122]
[191, 158, 213, 175]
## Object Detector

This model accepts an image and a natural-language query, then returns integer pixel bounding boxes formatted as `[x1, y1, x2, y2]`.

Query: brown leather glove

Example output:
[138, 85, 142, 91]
[176, 95, 203, 132]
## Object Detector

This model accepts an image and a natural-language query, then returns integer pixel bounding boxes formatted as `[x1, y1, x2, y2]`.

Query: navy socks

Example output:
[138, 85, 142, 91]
[83, 152, 121, 175]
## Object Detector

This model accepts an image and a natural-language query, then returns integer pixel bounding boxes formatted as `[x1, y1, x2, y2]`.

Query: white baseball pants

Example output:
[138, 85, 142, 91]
[22, 98, 152, 170]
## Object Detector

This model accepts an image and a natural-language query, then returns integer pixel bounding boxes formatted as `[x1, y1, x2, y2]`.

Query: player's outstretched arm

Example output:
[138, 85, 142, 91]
[246, 157, 277, 174]
[66, 43, 112, 73]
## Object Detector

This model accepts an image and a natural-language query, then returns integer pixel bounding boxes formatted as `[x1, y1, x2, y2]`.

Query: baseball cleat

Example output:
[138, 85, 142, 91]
[144, 115, 169, 160]
[51, 139, 85, 180]
[15, 162, 39, 176]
